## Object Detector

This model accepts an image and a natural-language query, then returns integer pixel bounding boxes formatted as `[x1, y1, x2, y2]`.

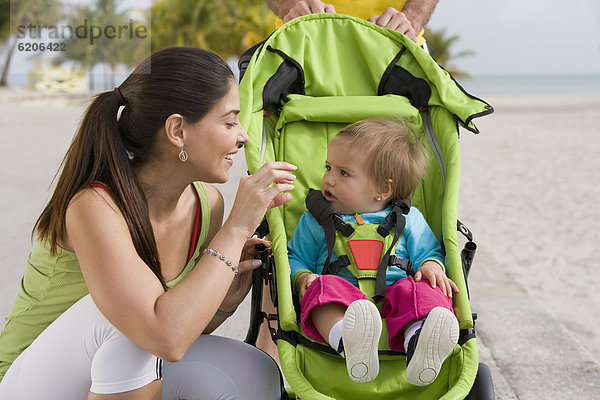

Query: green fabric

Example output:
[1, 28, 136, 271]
[0, 181, 210, 382]
[280, 340, 463, 399]
[332, 221, 396, 281]
[239, 13, 491, 399]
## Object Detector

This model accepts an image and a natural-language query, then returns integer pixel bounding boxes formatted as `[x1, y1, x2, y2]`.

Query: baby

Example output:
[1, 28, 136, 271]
[288, 118, 459, 385]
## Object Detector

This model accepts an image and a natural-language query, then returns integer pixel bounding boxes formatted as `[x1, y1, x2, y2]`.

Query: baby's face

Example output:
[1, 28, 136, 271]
[321, 137, 383, 214]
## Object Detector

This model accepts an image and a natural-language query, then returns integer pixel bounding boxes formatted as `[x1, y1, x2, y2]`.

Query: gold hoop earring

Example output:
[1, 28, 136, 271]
[179, 147, 188, 162]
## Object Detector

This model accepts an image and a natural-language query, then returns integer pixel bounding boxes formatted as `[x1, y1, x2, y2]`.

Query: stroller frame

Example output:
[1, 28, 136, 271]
[239, 14, 494, 400]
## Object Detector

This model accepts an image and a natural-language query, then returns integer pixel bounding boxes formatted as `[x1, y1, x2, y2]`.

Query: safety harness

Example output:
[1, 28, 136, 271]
[305, 189, 413, 303]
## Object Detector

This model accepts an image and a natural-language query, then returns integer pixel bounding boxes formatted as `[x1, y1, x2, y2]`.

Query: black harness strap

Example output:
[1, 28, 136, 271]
[389, 255, 414, 278]
[306, 189, 412, 302]
[372, 200, 411, 303]
[305, 189, 354, 276]
[327, 255, 351, 275]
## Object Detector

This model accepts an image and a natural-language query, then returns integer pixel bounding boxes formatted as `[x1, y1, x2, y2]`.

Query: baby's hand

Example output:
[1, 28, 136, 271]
[414, 260, 459, 298]
[295, 273, 319, 300]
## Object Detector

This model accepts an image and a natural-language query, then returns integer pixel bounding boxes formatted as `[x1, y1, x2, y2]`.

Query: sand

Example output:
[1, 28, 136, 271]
[457, 94, 600, 363]
[1, 88, 599, 397]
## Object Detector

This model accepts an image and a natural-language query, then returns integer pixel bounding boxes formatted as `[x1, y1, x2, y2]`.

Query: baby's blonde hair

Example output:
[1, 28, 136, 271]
[332, 118, 429, 201]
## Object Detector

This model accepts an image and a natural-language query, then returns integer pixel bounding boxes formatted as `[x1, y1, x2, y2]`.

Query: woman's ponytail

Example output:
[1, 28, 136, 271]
[34, 89, 167, 290]
[34, 47, 234, 291]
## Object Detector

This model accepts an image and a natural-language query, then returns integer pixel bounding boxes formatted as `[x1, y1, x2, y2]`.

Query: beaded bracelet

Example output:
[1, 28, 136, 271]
[203, 248, 238, 275]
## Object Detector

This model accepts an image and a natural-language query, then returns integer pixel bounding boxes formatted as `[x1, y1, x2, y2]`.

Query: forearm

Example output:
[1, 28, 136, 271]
[202, 288, 243, 334]
[265, 0, 299, 18]
[401, 0, 439, 32]
[202, 312, 231, 334]
[151, 221, 249, 360]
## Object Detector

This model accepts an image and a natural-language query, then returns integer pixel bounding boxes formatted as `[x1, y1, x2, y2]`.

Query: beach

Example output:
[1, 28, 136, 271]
[1, 84, 599, 398]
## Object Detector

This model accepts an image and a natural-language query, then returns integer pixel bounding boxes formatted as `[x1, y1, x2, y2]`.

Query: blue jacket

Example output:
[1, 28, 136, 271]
[288, 205, 445, 287]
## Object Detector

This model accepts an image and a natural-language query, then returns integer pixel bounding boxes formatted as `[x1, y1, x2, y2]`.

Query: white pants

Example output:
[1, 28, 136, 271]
[0, 295, 283, 399]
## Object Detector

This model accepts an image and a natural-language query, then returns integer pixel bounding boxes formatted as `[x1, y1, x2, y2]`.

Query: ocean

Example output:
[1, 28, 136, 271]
[457, 74, 600, 97]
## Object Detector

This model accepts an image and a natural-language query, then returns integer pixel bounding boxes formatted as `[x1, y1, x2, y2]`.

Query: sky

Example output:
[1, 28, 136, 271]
[428, 0, 600, 76]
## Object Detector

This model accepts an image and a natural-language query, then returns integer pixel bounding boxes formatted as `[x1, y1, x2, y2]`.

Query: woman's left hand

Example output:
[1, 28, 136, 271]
[414, 260, 459, 298]
[219, 237, 271, 312]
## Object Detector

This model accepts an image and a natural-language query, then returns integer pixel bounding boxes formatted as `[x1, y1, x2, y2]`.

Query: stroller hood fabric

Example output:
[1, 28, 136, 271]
[239, 13, 492, 400]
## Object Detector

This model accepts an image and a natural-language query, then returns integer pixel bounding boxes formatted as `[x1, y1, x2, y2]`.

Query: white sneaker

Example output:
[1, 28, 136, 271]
[405, 307, 459, 386]
[342, 300, 382, 383]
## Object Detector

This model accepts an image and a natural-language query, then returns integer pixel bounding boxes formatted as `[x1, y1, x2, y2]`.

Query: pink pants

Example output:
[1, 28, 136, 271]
[300, 275, 454, 352]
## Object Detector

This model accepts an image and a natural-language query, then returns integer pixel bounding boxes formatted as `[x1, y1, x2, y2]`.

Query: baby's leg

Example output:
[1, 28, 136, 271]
[382, 276, 454, 352]
[382, 277, 458, 386]
[310, 302, 347, 346]
[300, 275, 367, 344]
[300, 275, 381, 383]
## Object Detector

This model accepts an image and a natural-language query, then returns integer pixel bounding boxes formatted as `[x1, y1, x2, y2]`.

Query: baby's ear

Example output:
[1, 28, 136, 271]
[380, 178, 394, 201]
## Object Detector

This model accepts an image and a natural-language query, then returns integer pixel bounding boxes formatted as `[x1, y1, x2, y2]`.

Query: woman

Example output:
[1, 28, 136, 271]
[0, 47, 295, 399]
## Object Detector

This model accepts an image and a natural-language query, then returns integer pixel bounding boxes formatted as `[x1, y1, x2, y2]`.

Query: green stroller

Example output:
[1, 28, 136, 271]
[239, 14, 494, 399]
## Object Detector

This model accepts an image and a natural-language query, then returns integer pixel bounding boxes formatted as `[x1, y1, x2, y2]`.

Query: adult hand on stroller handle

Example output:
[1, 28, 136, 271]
[219, 237, 270, 313]
[226, 162, 297, 238]
[282, 0, 336, 23]
[367, 8, 417, 42]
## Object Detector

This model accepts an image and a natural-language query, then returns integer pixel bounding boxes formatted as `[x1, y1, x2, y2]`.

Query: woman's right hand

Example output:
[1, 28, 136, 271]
[225, 161, 296, 238]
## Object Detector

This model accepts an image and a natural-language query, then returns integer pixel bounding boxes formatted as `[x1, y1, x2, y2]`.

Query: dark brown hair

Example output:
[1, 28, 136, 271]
[34, 47, 234, 290]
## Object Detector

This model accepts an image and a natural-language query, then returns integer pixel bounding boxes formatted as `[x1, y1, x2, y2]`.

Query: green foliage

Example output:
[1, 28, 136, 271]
[0, 0, 10, 43]
[151, 0, 276, 58]
[1, 0, 63, 86]
[56, 0, 150, 88]
[424, 27, 474, 79]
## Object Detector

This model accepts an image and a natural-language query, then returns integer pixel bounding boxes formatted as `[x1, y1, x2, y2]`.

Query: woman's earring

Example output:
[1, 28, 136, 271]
[179, 147, 188, 162]
[376, 196, 381, 201]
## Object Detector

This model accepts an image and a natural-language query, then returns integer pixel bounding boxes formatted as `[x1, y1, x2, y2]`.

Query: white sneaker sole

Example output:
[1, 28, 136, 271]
[405, 307, 459, 386]
[342, 300, 382, 383]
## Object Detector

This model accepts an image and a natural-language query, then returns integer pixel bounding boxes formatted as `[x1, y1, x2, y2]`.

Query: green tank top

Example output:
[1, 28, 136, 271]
[0, 182, 211, 381]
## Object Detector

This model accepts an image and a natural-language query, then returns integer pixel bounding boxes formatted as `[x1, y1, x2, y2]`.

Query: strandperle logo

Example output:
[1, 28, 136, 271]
[15, 19, 149, 46]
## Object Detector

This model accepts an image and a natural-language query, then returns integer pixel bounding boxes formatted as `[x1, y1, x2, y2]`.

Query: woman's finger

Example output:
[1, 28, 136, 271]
[238, 259, 262, 273]
[256, 169, 296, 189]
[251, 163, 297, 188]
[268, 192, 293, 209]
[266, 183, 295, 208]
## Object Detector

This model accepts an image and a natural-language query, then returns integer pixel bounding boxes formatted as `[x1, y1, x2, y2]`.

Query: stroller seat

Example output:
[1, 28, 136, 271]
[239, 14, 493, 400]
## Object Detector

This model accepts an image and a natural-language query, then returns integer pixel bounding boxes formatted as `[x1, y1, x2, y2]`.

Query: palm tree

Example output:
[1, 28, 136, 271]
[57, 0, 149, 90]
[424, 28, 474, 79]
[151, 0, 276, 58]
[0, 0, 9, 43]
[1, 0, 63, 86]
